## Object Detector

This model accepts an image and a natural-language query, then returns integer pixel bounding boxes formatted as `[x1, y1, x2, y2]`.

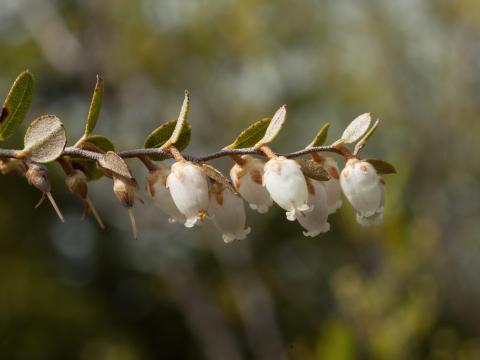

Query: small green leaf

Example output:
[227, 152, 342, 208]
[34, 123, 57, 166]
[307, 123, 330, 148]
[0, 70, 35, 141]
[71, 159, 104, 181]
[296, 158, 330, 181]
[254, 105, 287, 149]
[85, 134, 115, 152]
[144, 120, 191, 161]
[98, 151, 136, 184]
[201, 163, 237, 193]
[227, 118, 271, 149]
[84, 75, 104, 137]
[365, 159, 396, 175]
[341, 113, 371, 144]
[167, 90, 190, 147]
[22, 115, 67, 163]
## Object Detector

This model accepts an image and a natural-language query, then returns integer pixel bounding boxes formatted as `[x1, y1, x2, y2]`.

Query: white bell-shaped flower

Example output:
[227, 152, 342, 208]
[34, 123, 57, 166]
[146, 164, 185, 224]
[230, 155, 273, 213]
[208, 183, 251, 243]
[318, 156, 343, 214]
[296, 179, 330, 237]
[167, 161, 209, 228]
[263, 156, 311, 221]
[340, 159, 384, 226]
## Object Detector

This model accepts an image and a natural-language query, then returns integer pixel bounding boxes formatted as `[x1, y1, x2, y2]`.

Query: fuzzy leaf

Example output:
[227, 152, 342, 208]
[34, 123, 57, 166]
[98, 151, 135, 183]
[254, 105, 287, 148]
[307, 123, 330, 148]
[0, 70, 35, 141]
[22, 115, 66, 163]
[365, 159, 396, 175]
[341, 113, 371, 144]
[201, 163, 237, 193]
[144, 120, 191, 161]
[227, 118, 271, 149]
[167, 90, 189, 147]
[84, 75, 104, 137]
[354, 118, 380, 155]
[296, 158, 330, 181]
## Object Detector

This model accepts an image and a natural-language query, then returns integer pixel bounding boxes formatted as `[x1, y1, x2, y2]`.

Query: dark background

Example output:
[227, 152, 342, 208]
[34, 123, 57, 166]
[1, 0, 480, 359]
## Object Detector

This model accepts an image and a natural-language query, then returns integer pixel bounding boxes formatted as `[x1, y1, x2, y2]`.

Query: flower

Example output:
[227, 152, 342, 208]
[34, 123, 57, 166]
[263, 156, 310, 221]
[340, 159, 384, 226]
[146, 164, 185, 224]
[296, 178, 330, 237]
[167, 161, 209, 228]
[208, 183, 251, 243]
[314, 156, 343, 214]
[230, 155, 273, 213]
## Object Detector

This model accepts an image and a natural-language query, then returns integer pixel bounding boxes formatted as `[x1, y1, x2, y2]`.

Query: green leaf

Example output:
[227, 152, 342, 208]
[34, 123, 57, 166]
[85, 134, 115, 152]
[295, 158, 330, 181]
[0, 70, 35, 141]
[71, 159, 104, 181]
[84, 75, 104, 137]
[227, 118, 271, 149]
[144, 119, 192, 161]
[307, 123, 330, 148]
[254, 105, 287, 149]
[365, 159, 396, 175]
[166, 90, 189, 147]
[22, 115, 67, 163]
[341, 113, 371, 144]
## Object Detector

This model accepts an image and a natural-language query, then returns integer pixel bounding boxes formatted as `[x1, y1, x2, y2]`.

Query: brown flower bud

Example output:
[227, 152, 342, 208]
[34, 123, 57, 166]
[26, 163, 51, 193]
[113, 176, 135, 208]
[65, 170, 88, 200]
[0, 159, 27, 177]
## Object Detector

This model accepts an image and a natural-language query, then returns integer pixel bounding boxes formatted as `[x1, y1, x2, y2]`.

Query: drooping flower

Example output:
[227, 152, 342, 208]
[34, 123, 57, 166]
[146, 164, 185, 224]
[340, 159, 384, 226]
[230, 155, 273, 213]
[263, 156, 310, 221]
[313, 156, 343, 214]
[208, 183, 251, 243]
[296, 178, 330, 237]
[167, 161, 209, 228]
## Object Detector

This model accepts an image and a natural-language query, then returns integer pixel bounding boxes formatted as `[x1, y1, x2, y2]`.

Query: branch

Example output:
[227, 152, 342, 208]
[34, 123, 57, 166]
[0, 145, 345, 163]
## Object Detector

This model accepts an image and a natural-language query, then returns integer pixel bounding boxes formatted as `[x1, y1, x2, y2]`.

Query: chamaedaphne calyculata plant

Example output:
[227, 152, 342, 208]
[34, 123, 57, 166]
[0, 71, 396, 241]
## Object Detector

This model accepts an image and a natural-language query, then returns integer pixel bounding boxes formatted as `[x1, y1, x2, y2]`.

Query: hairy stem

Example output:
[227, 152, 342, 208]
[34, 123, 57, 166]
[0, 144, 345, 164]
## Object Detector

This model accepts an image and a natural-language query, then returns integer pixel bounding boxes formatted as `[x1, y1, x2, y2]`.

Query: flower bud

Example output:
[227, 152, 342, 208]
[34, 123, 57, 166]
[208, 183, 251, 243]
[340, 159, 384, 226]
[65, 170, 88, 200]
[167, 161, 209, 228]
[230, 155, 272, 213]
[146, 164, 185, 224]
[26, 163, 51, 193]
[296, 179, 330, 237]
[263, 156, 310, 221]
[113, 177, 135, 208]
[0, 159, 27, 177]
[314, 156, 342, 214]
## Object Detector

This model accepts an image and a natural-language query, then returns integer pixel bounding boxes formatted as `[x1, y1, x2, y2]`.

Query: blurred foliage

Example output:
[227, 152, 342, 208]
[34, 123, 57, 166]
[1, 0, 480, 359]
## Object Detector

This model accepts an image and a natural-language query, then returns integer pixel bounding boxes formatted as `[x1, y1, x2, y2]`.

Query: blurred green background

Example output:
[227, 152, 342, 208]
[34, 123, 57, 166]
[1, 0, 480, 359]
